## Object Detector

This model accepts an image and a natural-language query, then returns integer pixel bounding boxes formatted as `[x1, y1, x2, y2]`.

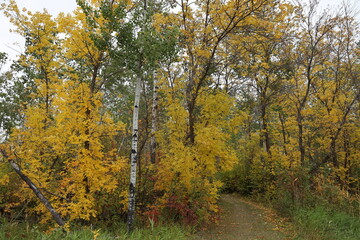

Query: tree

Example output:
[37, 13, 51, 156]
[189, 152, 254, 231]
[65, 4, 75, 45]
[145, 0, 277, 224]
[1, 0, 125, 226]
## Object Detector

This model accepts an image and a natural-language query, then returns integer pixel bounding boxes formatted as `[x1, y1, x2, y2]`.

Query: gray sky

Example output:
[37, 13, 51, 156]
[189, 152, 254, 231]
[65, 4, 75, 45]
[0, 0, 359, 71]
[0, 0, 77, 70]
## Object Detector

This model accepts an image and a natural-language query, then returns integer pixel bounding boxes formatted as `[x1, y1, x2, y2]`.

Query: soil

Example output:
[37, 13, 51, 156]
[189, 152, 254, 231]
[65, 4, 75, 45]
[193, 194, 294, 240]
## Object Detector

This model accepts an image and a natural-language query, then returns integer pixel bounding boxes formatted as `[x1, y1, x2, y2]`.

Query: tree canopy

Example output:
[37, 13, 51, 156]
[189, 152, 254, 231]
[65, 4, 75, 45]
[0, 0, 359, 233]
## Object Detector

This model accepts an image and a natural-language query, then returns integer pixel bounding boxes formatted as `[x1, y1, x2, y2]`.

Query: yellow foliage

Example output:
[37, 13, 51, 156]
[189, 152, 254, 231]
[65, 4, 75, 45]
[7, 81, 125, 222]
[154, 89, 237, 223]
[0, 0, 127, 224]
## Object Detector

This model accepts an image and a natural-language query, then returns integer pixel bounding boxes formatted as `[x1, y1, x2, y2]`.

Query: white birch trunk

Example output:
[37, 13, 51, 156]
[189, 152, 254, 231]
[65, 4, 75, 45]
[150, 72, 158, 164]
[127, 73, 142, 232]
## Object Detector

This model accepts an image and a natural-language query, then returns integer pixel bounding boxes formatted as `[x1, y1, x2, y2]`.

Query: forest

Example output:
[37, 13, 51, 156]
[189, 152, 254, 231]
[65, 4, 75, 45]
[0, 0, 359, 239]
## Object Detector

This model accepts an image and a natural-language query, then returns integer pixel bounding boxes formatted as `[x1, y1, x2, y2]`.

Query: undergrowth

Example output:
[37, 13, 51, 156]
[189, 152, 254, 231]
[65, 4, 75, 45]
[0, 219, 189, 240]
[293, 206, 360, 240]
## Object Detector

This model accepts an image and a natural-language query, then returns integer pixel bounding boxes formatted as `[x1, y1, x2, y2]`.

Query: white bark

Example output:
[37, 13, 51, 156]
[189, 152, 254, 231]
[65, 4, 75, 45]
[127, 73, 142, 232]
[150, 72, 158, 164]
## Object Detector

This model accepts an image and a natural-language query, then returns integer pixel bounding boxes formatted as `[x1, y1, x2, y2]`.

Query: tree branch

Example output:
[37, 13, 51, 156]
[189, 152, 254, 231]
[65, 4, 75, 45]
[0, 148, 66, 229]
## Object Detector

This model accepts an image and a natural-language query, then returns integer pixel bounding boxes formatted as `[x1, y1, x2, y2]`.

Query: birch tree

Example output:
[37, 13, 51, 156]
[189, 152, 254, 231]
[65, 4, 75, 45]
[126, 0, 178, 231]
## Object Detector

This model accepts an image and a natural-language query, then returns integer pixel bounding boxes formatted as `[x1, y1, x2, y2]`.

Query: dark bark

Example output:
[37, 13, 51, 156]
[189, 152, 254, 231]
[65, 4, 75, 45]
[182, 0, 269, 145]
[297, 110, 305, 165]
[309, 93, 359, 175]
[260, 104, 271, 155]
[279, 112, 288, 156]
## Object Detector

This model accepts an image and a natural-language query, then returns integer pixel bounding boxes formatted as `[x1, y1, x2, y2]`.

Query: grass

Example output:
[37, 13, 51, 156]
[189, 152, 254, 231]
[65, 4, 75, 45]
[293, 206, 360, 240]
[2, 202, 359, 240]
[0, 219, 190, 240]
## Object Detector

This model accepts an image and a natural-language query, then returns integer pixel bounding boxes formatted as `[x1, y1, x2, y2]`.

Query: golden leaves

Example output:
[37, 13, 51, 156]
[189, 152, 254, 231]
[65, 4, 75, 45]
[154, 88, 238, 222]
[1, 0, 126, 223]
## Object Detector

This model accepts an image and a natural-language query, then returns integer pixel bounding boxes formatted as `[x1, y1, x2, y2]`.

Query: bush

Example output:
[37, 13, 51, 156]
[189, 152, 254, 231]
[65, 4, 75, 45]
[294, 206, 360, 240]
[0, 218, 189, 240]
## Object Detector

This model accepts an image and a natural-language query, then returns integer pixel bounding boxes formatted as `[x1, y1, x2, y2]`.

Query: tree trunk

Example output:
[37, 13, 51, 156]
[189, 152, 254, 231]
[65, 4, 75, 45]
[150, 72, 158, 164]
[0, 150, 66, 228]
[260, 105, 271, 155]
[297, 109, 305, 165]
[127, 73, 142, 232]
[279, 112, 288, 156]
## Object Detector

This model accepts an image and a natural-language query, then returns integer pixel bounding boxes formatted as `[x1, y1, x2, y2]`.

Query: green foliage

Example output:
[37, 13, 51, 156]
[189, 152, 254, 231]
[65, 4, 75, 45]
[219, 163, 252, 194]
[0, 61, 36, 137]
[0, 219, 189, 240]
[0, 52, 7, 67]
[1, 0, 360, 236]
[294, 207, 360, 240]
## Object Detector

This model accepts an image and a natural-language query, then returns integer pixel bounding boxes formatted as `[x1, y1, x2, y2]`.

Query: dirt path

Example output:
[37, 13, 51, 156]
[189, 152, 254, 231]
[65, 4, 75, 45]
[194, 194, 293, 240]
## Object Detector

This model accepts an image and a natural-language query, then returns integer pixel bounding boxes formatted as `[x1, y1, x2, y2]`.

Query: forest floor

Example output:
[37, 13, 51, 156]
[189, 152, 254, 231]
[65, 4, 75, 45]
[193, 194, 296, 240]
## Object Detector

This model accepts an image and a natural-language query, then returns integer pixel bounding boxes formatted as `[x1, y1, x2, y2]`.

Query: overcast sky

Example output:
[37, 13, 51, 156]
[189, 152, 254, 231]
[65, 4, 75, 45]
[0, 0, 77, 67]
[0, 0, 359, 71]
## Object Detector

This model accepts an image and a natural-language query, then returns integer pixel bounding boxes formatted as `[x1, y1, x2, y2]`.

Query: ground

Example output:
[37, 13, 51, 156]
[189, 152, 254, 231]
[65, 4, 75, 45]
[194, 194, 295, 240]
